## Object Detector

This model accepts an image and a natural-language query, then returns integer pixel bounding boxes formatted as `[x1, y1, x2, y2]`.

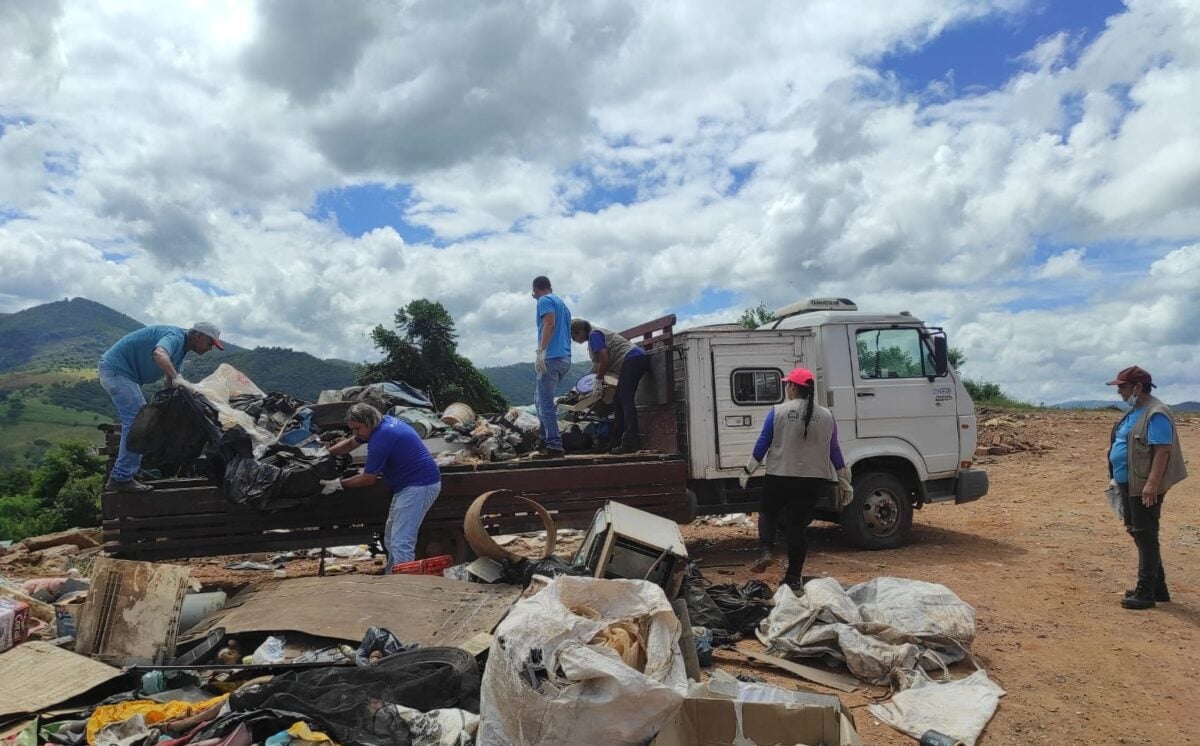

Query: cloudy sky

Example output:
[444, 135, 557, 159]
[1, 0, 1198, 404]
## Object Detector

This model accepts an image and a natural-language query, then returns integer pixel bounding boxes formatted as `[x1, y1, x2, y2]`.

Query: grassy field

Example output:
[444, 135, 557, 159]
[0, 398, 106, 468]
[0, 367, 96, 390]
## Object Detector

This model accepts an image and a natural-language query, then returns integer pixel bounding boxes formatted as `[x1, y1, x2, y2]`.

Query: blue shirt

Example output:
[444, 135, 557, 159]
[1109, 408, 1173, 483]
[361, 416, 441, 492]
[536, 294, 573, 360]
[753, 409, 845, 468]
[100, 325, 188, 385]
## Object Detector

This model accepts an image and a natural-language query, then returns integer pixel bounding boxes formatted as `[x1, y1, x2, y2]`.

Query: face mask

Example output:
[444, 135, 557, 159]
[1122, 385, 1138, 403]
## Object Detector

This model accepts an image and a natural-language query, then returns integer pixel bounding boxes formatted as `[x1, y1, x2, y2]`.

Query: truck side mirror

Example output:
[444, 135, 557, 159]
[933, 336, 949, 377]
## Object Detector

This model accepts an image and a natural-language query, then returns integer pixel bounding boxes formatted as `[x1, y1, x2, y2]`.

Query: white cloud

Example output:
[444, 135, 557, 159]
[0, 0, 1198, 405]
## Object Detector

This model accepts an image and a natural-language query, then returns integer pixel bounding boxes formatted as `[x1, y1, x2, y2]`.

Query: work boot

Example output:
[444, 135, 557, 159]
[1125, 581, 1170, 603]
[609, 444, 639, 455]
[749, 548, 773, 573]
[1121, 583, 1156, 610]
[105, 478, 153, 493]
[531, 447, 565, 460]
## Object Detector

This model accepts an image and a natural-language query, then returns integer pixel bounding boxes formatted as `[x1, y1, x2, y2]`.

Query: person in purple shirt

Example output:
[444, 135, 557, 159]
[738, 367, 845, 589]
[321, 403, 442, 570]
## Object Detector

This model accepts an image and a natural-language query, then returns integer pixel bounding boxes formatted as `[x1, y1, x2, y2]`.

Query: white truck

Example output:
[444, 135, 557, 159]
[631, 297, 988, 549]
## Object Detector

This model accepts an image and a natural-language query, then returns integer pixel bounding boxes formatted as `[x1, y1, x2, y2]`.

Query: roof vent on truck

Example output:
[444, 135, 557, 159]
[773, 297, 857, 320]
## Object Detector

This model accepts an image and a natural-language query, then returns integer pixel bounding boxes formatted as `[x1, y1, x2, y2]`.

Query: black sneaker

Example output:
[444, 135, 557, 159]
[531, 448, 565, 460]
[783, 574, 806, 592]
[1121, 593, 1156, 610]
[609, 444, 639, 455]
[106, 478, 154, 493]
[1125, 585, 1170, 603]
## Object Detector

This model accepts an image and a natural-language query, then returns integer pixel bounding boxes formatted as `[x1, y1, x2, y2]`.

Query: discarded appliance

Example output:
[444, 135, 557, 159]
[651, 671, 863, 746]
[574, 500, 689, 597]
[74, 558, 191, 666]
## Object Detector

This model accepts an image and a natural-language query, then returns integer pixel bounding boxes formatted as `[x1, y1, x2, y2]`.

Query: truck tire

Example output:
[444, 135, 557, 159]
[839, 471, 913, 550]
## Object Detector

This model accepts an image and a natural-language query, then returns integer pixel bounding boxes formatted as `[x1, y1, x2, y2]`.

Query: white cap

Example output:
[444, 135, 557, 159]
[190, 321, 224, 349]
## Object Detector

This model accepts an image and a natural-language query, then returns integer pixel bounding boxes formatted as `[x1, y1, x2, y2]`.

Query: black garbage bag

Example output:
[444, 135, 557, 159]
[706, 579, 774, 634]
[191, 708, 321, 745]
[127, 387, 221, 466]
[205, 427, 338, 510]
[499, 556, 589, 587]
[681, 563, 732, 631]
[355, 626, 418, 667]
[227, 647, 481, 746]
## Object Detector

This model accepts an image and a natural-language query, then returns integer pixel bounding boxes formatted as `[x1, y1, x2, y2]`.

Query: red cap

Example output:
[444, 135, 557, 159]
[783, 367, 815, 386]
[1106, 366, 1154, 388]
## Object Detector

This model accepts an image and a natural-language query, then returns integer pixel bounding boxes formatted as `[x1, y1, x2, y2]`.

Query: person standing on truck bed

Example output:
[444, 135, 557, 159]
[99, 321, 224, 493]
[570, 318, 647, 454]
[1105, 366, 1188, 610]
[531, 275, 573, 459]
[739, 367, 847, 589]
[320, 403, 442, 571]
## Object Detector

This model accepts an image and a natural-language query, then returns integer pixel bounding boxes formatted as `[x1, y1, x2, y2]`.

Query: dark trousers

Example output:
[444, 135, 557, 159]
[611, 354, 648, 448]
[1119, 482, 1166, 589]
[758, 475, 825, 579]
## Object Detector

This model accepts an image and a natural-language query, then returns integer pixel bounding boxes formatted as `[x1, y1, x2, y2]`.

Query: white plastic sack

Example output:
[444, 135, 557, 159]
[191, 364, 276, 448]
[758, 577, 975, 685]
[868, 669, 1005, 746]
[478, 576, 688, 746]
[390, 706, 479, 746]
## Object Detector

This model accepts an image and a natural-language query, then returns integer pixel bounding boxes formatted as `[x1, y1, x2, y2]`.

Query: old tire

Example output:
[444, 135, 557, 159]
[839, 471, 913, 550]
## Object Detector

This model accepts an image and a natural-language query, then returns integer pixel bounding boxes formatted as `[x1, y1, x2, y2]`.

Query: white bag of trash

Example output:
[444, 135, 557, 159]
[757, 577, 976, 686]
[868, 669, 1005, 746]
[478, 576, 688, 746]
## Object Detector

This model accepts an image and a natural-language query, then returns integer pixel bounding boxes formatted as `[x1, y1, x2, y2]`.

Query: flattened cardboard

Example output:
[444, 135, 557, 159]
[0, 642, 123, 718]
[180, 574, 521, 646]
[652, 697, 863, 746]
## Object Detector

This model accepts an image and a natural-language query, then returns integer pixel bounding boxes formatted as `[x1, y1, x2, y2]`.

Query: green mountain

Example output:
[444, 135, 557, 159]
[0, 298, 357, 404]
[0, 298, 143, 372]
[481, 361, 592, 407]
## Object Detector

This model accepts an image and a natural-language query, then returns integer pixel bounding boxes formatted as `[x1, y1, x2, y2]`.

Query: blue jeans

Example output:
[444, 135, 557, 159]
[98, 360, 146, 481]
[384, 481, 441, 570]
[535, 357, 571, 450]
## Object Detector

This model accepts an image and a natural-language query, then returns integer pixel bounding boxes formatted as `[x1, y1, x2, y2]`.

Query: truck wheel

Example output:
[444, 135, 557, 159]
[839, 471, 913, 550]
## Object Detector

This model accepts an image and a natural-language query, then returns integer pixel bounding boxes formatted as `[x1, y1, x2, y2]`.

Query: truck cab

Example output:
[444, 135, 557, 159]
[670, 298, 988, 549]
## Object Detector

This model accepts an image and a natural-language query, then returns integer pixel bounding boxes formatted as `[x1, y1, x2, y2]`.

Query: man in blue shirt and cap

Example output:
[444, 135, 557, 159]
[98, 321, 224, 492]
[530, 275, 572, 458]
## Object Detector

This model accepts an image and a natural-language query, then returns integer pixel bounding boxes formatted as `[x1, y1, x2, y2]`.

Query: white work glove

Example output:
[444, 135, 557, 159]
[739, 457, 760, 490]
[592, 377, 606, 396]
[169, 375, 189, 389]
[534, 349, 547, 375]
[320, 478, 343, 495]
[836, 466, 854, 508]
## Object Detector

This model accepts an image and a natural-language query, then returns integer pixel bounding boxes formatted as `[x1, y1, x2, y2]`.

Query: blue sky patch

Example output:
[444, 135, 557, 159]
[185, 277, 231, 297]
[310, 183, 435, 244]
[674, 287, 739, 318]
[101, 250, 131, 263]
[881, 1, 1125, 94]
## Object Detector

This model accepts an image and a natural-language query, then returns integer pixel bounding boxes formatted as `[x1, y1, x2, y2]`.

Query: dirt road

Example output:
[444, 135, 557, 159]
[688, 407, 1200, 745]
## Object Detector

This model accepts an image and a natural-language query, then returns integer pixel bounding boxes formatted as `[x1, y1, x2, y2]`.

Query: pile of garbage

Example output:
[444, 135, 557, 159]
[3, 500, 1009, 745]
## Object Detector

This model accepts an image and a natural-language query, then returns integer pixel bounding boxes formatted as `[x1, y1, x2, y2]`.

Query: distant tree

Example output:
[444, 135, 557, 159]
[0, 467, 32, 497]
[5, 398, 25, 423]
[358, 299, 508, 412]
[737, 303, 777, 330]
[948, 347, 967, 369]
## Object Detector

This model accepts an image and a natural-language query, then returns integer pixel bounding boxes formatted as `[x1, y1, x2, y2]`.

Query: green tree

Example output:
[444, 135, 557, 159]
[30, 440, 105, 507]
[0, 467, 32, 497]
[358, 300, 507, 412]
[737, 303, 777, 329]
[948, 347, 966, 369]
[4, 397, 25, 423]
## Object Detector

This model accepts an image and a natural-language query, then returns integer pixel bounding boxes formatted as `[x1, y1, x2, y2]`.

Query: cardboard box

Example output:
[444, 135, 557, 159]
[652, 677, 863, 746]
[0, 597, 31, 653]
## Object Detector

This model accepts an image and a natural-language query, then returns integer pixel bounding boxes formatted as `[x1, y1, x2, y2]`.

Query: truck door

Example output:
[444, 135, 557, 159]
[850, 326, 959, 475]
[711, 336, 813, 470]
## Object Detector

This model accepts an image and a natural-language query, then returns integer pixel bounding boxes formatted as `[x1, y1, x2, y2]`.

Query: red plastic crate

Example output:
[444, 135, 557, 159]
[392, 554, 454, 576]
